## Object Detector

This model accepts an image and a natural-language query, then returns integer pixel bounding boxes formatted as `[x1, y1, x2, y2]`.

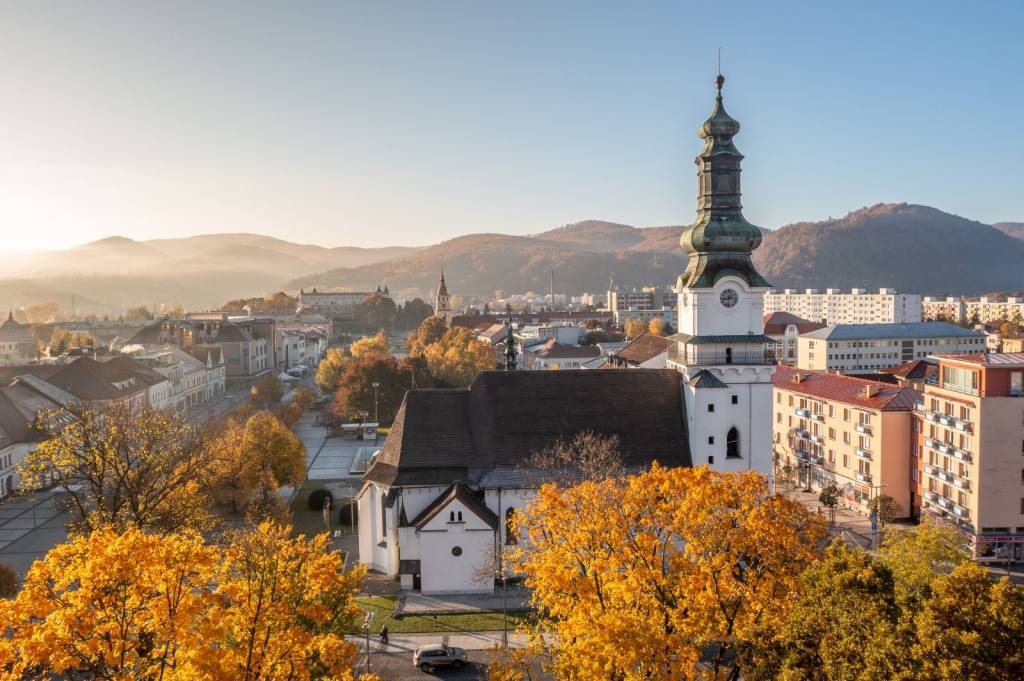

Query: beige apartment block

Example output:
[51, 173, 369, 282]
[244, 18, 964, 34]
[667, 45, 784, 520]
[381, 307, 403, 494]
[915, 353, 1024, 560]
[773, 366, 919, 517]
[797, 322, 986, 374]
[922, 296, 1024, 325]
[765, 288, 922, 325]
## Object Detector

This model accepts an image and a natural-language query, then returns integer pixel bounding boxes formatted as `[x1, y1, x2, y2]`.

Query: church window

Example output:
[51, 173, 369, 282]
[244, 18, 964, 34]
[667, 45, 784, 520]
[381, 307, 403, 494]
[449, 511, 455, 522]
[731, 395, 739, 405]
[381, 496, 387, 536]
[457, 511, 463, 522]
[451, 546, 463, 557]
[708, 436, 715, 445]
[505, 508, 518, 545]
[726, 427, 740, 459]
[708, 403, 715, 413]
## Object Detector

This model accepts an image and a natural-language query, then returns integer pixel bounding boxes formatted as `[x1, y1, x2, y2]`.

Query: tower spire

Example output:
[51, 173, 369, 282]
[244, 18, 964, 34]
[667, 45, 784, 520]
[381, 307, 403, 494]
[677, 69, 769, 291]
[503, 303, 518, 371]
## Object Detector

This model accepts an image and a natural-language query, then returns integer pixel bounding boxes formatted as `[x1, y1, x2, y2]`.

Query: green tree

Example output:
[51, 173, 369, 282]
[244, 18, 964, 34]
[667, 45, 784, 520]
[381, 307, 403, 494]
[868, 494, 903, 530]
[913, 563, 1024, 680]
[124, 305, 154, 321]
[395, 297, 434, 330]
[250, 374, 283, 407]
[818, 481, 840, 526]
[880, 522, 966, 608]
[741, 541, 911, 681]
[353, 292, 397, 331]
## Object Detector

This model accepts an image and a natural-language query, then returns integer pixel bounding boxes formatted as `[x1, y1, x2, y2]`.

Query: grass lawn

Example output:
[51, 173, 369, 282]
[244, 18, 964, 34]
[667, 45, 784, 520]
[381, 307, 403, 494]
[353, 595, 533, 634]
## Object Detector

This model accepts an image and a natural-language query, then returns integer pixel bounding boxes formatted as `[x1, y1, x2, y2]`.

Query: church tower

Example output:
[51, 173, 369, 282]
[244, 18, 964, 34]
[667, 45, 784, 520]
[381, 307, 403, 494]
[668, 72, 775, 474]
[434, 271, 452, 324]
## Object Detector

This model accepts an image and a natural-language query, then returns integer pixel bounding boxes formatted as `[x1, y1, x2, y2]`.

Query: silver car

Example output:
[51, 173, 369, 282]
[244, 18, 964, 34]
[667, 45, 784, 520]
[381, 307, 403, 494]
[412, 643, 468, 672]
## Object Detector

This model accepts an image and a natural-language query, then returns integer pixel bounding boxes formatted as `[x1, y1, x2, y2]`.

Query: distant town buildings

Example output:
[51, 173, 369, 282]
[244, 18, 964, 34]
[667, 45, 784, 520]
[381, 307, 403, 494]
[296, 287, 386, 318]
[522, 339, 601, 370]
[915, 353, 1024, 560]
[797, 322, 986, 374]
[762, 312, 825, 366]
[765, 288, 923, 325]
[604, 286, 676, 325]
[0, 313, 38, 362]
[922, 295, 1024, 325]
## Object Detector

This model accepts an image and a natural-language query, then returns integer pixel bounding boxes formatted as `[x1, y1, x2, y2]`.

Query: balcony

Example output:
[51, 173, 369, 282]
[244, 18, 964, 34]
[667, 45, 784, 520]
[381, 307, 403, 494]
[855, 423, 872, 435]
[954, 477, 971, 491]
[811, 412, 825, 422]
[794, 408, 810, 418]
[855, 448, 872, 460]
[793, 429, 811, 440]
[855, 472, 872, 483]
[809, 433, 823, 443]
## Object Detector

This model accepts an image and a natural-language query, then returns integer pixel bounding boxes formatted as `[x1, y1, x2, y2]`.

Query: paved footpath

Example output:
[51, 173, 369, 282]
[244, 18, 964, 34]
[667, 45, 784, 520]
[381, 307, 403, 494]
[354, 631, 528, 654]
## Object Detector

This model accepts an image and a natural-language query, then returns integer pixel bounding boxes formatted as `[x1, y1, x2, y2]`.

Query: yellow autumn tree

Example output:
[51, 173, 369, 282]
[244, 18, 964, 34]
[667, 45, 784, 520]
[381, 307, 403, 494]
[0, 525, 219, 679]
[208, 417, 262, 514]
[648, 317, 669, 336]
[242, 410, 307, 489]
[508, 464, 824, 681]
[191, 523, 367, 680]
[421, 326, 495, 387]
[316, 347, 351, 393]
[350, 330, 390, 361]
[623, 318, 646, 339]
[0, 523, 367, 681]
[21, 403, 214, 534]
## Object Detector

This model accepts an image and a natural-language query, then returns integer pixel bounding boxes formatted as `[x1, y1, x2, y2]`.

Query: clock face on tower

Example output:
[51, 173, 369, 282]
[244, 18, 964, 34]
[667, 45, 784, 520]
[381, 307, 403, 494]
[720, 288, 739, 308]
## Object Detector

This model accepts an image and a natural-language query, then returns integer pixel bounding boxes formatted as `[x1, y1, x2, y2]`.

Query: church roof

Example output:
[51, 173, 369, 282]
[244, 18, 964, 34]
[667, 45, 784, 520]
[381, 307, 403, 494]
[409, 483, 500, 531]
[688, 370, 729, 389]
[669, 332, 774, 345]
[365, 369, 691, 487]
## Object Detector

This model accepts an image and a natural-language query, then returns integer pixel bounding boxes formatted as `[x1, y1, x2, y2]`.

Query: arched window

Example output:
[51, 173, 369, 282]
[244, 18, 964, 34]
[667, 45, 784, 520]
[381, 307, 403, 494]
[725, 347, 733, 364]
[505, 507, 518, 545]
[457, 511, 463, 522]
[449, 511, 455, 522]
[727, 427, 740, 459]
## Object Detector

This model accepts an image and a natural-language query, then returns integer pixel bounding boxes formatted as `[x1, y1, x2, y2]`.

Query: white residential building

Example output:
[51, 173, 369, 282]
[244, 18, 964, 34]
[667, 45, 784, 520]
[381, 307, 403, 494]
[922, 296, 1024, 325]
[797, 322, 987, 374]
[765, 288, 923, 325]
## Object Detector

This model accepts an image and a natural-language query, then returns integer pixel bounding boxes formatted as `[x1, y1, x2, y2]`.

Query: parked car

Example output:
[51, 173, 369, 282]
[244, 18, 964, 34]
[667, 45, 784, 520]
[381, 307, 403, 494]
[412, 644, 468, 672]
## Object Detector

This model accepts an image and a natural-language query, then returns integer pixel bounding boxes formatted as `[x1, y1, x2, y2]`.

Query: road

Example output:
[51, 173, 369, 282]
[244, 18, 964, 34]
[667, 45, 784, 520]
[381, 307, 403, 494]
[357, 650, 513, 681]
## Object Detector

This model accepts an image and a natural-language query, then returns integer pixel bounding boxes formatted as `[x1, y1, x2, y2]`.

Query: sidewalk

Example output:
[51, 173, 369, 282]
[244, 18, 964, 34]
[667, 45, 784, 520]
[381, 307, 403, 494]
[400, 587, 532, 615]
[354, 630, 529, 653]
[780, 485, 912, 550]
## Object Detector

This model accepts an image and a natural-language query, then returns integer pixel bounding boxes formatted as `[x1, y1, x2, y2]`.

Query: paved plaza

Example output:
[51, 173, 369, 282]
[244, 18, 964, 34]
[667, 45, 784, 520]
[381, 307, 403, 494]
[0, 492, 70, 579]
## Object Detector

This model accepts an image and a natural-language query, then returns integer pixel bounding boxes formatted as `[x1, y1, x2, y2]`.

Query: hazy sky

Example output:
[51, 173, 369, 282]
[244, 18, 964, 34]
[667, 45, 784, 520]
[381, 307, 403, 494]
[1, 1, 1021, 251]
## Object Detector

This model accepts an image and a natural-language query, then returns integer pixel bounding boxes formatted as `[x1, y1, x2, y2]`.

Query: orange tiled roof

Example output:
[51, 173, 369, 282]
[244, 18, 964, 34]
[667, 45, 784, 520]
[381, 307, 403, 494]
[773, 365, 920, 411]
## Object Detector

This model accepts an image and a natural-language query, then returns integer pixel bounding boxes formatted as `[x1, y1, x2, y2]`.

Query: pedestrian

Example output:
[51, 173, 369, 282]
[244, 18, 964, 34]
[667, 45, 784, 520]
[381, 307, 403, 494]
[380, 625, 389, 647]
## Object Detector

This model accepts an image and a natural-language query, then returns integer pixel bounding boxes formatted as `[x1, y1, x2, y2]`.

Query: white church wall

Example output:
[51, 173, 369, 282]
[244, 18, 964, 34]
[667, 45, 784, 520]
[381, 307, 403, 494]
[418, 497, 496, 594]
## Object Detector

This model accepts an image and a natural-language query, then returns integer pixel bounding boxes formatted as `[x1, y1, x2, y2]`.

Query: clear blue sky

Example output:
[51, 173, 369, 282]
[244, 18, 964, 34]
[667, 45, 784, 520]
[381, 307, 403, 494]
[1, 1, 1020, 251]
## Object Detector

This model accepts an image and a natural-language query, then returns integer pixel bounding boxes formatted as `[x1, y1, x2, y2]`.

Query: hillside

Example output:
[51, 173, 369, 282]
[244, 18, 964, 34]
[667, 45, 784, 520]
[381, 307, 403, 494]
[0, 234, 420, 311]
[754, 203, 1024, 294]
[290, 205, 1024, 298]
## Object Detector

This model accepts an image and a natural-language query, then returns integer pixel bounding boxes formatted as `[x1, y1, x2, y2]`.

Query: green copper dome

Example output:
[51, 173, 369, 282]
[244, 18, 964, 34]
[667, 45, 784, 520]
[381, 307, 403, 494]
[678, 74, 769, 290]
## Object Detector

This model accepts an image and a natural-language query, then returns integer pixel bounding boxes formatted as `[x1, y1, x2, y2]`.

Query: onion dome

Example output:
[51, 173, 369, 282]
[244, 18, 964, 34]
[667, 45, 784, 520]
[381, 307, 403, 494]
[699, 74, 741, 139]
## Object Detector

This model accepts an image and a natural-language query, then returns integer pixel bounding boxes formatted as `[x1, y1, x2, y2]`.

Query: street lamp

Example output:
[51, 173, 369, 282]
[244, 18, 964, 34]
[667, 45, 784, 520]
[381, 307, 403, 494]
[362, 611, 374, 676]
[371, 382, 380, 423]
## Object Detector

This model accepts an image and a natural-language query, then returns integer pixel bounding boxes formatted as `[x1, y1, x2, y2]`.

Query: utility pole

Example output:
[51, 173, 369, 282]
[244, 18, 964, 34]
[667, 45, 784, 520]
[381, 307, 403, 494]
[362, 611, 374, 676]
[549, 269, 555, 312]
[371, 382, 380, 423]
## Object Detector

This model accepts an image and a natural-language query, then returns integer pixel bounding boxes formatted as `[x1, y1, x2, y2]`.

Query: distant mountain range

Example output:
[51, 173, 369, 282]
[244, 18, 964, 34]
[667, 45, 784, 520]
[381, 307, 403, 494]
[1, 203, 1022, 312]
[0, 234, 418, 311]
[290, 203, 1024, 299]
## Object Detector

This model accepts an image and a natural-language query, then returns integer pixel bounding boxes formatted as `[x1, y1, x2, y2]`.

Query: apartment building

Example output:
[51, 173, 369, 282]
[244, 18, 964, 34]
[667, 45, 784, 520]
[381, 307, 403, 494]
[797, 322, 986, 374]
[605, 287, 676, 325]
[773, 366, 918, 517]
[922, 296, 1024, 325]
[765, 288, 922, 325]
[915, 353, 1024, 560]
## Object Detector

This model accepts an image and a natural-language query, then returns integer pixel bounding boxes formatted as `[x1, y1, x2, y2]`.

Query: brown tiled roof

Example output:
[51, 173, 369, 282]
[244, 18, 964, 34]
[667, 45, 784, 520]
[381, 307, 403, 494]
[409, 483, 500, 530]
[773, 365, 920, 411]
[876, 359, 937, 381]
[46, 357, 147, 402]
[529, 340, 601, 360]
[942, 352, 1024, 367]
[365, 369, 691, 487]
[762, 312, 825, 335]
[616, 334, 672, 364]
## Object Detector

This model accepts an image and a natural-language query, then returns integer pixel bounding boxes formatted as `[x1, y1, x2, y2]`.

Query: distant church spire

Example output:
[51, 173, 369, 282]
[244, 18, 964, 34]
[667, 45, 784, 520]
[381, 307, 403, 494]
[434, 270, 452, 323]
[677, 71, 769, 291]
[503, 304, 518, 371]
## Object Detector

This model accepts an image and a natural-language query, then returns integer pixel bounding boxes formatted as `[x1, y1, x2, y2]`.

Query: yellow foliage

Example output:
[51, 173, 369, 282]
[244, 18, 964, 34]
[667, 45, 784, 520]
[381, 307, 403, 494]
[623, 318, 646, 339]
[512, 464, 824, 681]
[0, 523, 367, 680]
[350, 330, 390, 361]
[421, 326, 495, 387]
[21, 403, 214, 534]
[648, 317, 668, 336]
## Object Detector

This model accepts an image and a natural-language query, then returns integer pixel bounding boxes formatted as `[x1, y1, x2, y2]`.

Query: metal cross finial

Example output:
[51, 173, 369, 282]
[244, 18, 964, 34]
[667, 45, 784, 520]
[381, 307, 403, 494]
[715, 48, 725, 93]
